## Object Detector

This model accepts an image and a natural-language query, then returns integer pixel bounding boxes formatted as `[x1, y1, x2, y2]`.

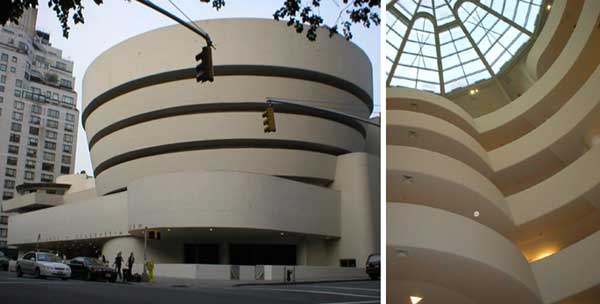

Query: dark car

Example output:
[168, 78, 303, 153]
[366, 253, 380, 280]
[68, 257, 117, 282]
[0, 251, 9, 271]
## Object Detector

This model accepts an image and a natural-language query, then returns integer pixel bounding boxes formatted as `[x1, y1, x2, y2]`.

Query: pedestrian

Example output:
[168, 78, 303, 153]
[113, 252, 123, 282]
[101, 254, 107, 266]
[127, 252, 135, 273]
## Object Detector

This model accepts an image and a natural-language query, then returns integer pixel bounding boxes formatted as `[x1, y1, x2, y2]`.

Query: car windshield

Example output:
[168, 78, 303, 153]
[36, 253, 62, 263]
[85, 258, 104, 266]
[368, 255, 380, 263]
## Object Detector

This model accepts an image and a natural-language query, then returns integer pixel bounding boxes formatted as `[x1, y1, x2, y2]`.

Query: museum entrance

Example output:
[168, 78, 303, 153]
[184, 244, 220, 264]
[229, 244, 296, 265]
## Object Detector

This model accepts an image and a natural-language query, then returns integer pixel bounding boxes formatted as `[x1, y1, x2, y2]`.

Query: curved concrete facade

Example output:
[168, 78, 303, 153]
[82, 18, 373, 196]
[5, 18, 379, 270]
[388, 1, 600, 302]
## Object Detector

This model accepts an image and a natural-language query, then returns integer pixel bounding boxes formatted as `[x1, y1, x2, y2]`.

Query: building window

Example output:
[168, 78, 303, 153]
[42, 163, 54, 172]
[60, 79, 72, 89]
[15, 79, 22, 88]
[10, 122, 21, 132]
[339, 259, 357, 268]
[56, 61, 67, 70]
[0, 216, 7, 225]
[31, 104, 42, 114]
[25, 159, 35, 169]
[14, 100, 24, 110]
[12, 111, 23, 121]
[0, 85, 4, 92]
[0, 229, 7, 238]
[6, 156, 17, 166]
[41, 174, 53, 182]
[60, 166, 70, 175]
[30, 115, 41, 125]
[0, 53, 7, 61]
[11, 56, 17, 63]
[2, 191, 13, 200]
[45, 130, 57, 140]
[44, 141, 56, 150]
[29, 126, 39, 136]
[9, 133, 20, 143]
[28, 137, 38, 147]
[24, 171, 34, 181]
[4, 180, 15, 190]
[66, 113, 75, 122]
[47, 109, 59, 119]
[26, 148, 36, 158]
[0, 63, 6, 72]
[43, 152, 55, 162]
[14, 89, 21, 97]
[10, 66, 16, 73]
[62, 144, 71, 153]
[62, 96, 74, 105]
[61, 155, 71, 164]
[46, 119, 58, 129]
[64, 134, 73, 143]
[7, 145, 19, 154]
[5, 168, 16, 177]
[64, 123, 74, 133]
[0, 74, 5, 83]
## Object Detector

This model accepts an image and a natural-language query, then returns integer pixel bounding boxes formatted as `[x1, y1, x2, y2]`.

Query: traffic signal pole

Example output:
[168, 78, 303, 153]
[135, 0, 213, 46]
[266, 98, 381, 127]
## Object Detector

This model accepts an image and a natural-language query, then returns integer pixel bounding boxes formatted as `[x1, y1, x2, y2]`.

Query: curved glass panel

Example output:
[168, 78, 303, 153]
[386, 0, 543, 94]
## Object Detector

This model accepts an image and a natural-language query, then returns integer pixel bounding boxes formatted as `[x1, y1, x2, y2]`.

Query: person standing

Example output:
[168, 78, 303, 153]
[113, 252, 123, 282]
[125, 252, 135, 282]
[127, 253, 135, 272]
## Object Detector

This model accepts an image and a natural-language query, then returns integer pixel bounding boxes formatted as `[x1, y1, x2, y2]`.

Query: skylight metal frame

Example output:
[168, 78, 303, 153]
[386, 0, 544, 95]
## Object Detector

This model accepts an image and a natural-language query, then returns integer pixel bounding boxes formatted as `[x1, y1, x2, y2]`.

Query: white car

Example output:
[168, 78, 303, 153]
[16, 251, 71, 280]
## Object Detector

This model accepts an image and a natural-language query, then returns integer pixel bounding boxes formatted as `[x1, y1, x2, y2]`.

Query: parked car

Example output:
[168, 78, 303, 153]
[16, 251, 71, 280]
[366, 253, 380, 280]
[0, 251, 9, 271]
[68, 257, 117, 282]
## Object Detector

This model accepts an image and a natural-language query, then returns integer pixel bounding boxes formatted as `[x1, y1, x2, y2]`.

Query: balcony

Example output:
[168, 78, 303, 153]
[1, 192, 64, 213]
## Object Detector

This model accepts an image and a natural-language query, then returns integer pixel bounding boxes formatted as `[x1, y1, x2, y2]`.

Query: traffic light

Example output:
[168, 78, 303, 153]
[262, 106, 276, 133]
[148, 230, 161, 240]
[195, 45, 214, 83]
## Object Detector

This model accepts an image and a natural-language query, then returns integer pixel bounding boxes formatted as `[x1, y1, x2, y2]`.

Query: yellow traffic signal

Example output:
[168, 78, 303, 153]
[262, 107, 276, 133]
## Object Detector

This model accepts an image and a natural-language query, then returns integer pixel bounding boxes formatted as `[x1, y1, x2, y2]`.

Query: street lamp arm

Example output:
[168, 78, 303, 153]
[266, 98, 380, 127]
[135, 0, 213, 47]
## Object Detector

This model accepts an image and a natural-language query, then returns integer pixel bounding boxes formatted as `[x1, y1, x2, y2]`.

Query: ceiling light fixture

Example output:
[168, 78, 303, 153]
[474, 210, 480, 217]
[411, 296, 423, 304]
[546, 4, 552, 10]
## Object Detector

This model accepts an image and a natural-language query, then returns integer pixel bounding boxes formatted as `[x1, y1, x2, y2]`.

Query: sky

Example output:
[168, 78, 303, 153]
[34, 0, 381, 175]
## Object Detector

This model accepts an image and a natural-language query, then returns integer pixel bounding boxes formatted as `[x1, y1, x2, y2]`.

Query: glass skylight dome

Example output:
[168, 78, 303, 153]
[386, 0, 543, 94]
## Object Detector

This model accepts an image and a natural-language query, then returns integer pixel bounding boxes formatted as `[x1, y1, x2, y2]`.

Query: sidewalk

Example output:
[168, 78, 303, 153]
[133, 277, 372, 289]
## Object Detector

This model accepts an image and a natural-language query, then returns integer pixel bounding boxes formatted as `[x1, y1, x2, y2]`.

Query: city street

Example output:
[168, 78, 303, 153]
[0, 271, 380, 303]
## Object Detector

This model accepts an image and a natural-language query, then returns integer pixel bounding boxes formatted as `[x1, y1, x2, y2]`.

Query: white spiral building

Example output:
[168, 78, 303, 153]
[4, 19, 380, 271]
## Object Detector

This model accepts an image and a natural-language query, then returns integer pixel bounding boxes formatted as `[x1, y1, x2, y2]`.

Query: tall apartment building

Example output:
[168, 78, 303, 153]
[0, 9, 78, 248]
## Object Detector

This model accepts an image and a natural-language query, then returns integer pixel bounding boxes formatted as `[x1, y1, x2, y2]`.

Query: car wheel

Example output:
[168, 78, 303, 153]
[34, 268, 44, 279]
[16, 266, 22, 277]
[61, 278, 68, 281]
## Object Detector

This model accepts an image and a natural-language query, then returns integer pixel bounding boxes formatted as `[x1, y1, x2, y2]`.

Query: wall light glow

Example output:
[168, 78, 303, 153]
[411, 296, 423, 304]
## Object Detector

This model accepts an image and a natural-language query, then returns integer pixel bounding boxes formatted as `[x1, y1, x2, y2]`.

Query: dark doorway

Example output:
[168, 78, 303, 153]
[229, 244, 296, 265]
[184, 244, 220, 264]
